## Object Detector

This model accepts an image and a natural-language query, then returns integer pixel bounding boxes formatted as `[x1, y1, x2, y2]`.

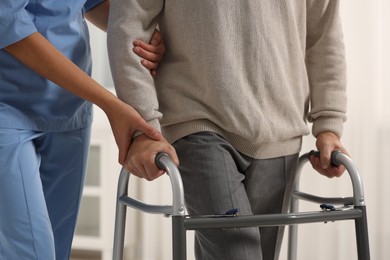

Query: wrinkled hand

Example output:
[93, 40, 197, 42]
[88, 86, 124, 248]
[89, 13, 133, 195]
[309, 131, 349, 178]
[124, 134, 179, 181]
[133, 29, 165, 76]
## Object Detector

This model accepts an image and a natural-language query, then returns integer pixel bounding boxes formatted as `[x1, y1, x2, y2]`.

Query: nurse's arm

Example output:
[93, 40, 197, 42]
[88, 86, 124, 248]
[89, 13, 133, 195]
[85, 0, 164, 75]
[3, 32, 162, 165]
[84, 0, 110, 32]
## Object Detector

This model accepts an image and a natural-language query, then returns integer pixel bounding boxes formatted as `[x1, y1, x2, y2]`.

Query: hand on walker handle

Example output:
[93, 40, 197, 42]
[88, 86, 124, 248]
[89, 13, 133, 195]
[309, 131, 349, 178]
[122, 134, 179, 181]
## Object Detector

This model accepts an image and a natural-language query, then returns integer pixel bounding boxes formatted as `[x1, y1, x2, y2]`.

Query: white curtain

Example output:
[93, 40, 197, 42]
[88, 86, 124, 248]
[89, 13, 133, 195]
[89, 0, 390, 259]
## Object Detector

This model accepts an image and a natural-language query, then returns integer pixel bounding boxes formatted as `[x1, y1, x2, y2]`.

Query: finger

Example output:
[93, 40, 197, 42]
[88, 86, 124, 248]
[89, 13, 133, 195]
[150, 29, 162, 46]
[135, 121, 162, 141]
[311, 155, 335, 177]
[310, 153, 347, 178]
[318, 146, 333, 169]
[309, 155, 326, 176]
[137, 152, 166, 181]
[133, 39, 159, 52]
[130, 165, 145, 179]
[166, 146, 180, 166]
[327, 165, 346, 178]
[133, 45, 162, 62]
[141, 59, 158, 70]
[153, 137, 180, 166]
[126, 155, 149, 179]
[145, 162, 165, 181]
[142, 164, 154, 181]
[336, 165, 346, 176]
[133, 35, 165, 57]
[134, 37, 165, 53]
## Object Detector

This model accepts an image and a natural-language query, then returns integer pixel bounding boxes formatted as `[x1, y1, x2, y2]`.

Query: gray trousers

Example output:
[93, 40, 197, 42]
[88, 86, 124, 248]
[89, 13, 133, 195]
[173, 132, 299, 260]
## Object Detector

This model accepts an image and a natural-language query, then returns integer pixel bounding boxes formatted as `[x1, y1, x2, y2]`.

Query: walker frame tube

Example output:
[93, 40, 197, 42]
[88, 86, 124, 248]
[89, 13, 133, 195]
[113, 153, 186, 260]
[288, 151, 369, 260]
[112, 151, 370, 260]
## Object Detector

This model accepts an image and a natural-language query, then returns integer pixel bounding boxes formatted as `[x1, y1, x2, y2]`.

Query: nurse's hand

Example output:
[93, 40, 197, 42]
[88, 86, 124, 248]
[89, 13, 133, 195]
[105, 100, 163, 166]
[85, 2, 164, 75]
[133, 29, 165, 76]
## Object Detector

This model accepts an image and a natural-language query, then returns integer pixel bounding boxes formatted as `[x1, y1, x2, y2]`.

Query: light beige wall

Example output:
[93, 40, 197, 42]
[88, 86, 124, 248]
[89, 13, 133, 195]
[279, 1, 390, 259]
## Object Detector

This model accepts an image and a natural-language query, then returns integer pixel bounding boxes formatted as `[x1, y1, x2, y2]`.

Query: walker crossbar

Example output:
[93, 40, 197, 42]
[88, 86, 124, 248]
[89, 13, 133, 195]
[292, 191, 354, 205]
[112, 151, 370, 260]
[183, 209, 362, 230]
[118, 196, 173, 215]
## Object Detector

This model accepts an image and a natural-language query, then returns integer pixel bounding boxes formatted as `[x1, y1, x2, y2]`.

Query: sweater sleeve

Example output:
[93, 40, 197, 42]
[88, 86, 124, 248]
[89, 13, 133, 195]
[306, 0, 347, 138]
[107, 0, 164, 132]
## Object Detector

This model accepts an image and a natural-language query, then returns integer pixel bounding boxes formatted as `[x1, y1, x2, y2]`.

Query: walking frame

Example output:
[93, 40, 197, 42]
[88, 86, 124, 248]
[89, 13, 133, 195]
[112, 151, 370, 260]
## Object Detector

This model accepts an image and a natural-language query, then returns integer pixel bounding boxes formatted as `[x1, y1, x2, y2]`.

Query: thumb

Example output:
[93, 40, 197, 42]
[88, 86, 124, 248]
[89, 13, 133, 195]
[319, 147, 332, 169]
[117, 139, 130, 165]
[137, 121, 162, 141]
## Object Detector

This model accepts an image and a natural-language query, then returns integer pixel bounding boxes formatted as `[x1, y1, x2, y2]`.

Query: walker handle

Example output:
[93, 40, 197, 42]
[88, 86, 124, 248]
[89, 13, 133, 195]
[308, 150, 341, 167]
[155, 152, 186, 216]
[302, 150, 365, 207]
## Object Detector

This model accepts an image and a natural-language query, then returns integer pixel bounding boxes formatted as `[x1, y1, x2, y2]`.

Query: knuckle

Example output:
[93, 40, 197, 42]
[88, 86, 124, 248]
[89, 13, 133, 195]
[125, 163, 135, 173]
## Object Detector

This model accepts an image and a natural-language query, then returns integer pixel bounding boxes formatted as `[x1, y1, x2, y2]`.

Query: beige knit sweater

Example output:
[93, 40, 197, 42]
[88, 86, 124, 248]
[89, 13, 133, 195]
[107, 0, 347, 159]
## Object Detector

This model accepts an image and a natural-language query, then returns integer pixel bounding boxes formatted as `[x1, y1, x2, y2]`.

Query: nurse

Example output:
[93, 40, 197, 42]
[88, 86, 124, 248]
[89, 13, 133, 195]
[0, 0, 176, 259]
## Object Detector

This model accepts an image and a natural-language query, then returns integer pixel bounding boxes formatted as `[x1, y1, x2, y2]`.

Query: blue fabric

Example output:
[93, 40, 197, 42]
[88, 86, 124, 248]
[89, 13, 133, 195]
[0, 126, 91, 259]
[0, 0, 103, 132]
[0, 0, 100, 258]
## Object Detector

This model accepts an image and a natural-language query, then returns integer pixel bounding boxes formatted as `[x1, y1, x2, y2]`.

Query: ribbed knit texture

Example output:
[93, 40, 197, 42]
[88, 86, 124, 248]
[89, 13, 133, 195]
[107, 0, 346, 159]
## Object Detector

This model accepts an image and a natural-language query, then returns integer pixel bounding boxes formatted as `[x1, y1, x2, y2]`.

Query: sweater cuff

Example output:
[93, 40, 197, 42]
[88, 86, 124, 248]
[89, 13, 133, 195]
[312, 117, 344, 138]
[133, 118, 161, 139]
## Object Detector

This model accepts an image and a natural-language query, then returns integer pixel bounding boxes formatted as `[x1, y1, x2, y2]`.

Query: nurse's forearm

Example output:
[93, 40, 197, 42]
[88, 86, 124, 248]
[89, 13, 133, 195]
[85, 0, 110, 32]
[4, 32, 119, 114]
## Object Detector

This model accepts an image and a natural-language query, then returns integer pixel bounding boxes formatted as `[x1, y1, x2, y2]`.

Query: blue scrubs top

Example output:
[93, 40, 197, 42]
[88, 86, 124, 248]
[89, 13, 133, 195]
[0, 0, 104, 131]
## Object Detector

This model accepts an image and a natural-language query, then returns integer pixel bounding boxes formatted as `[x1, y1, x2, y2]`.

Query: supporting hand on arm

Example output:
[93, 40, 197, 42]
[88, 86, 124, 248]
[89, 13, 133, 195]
[3, 32, 162, 165]
[85, 0, 165, 75]
[133, 29, 165, 76]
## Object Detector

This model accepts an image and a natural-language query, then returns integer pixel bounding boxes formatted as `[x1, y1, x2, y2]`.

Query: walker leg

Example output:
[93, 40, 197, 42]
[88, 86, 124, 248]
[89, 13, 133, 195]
[113, 169, 130, 260]
[355, 206, 370, 260]
[288, 224, 298, 260]
[287, 186, 299, 260]
[172, 216, 186, 260]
